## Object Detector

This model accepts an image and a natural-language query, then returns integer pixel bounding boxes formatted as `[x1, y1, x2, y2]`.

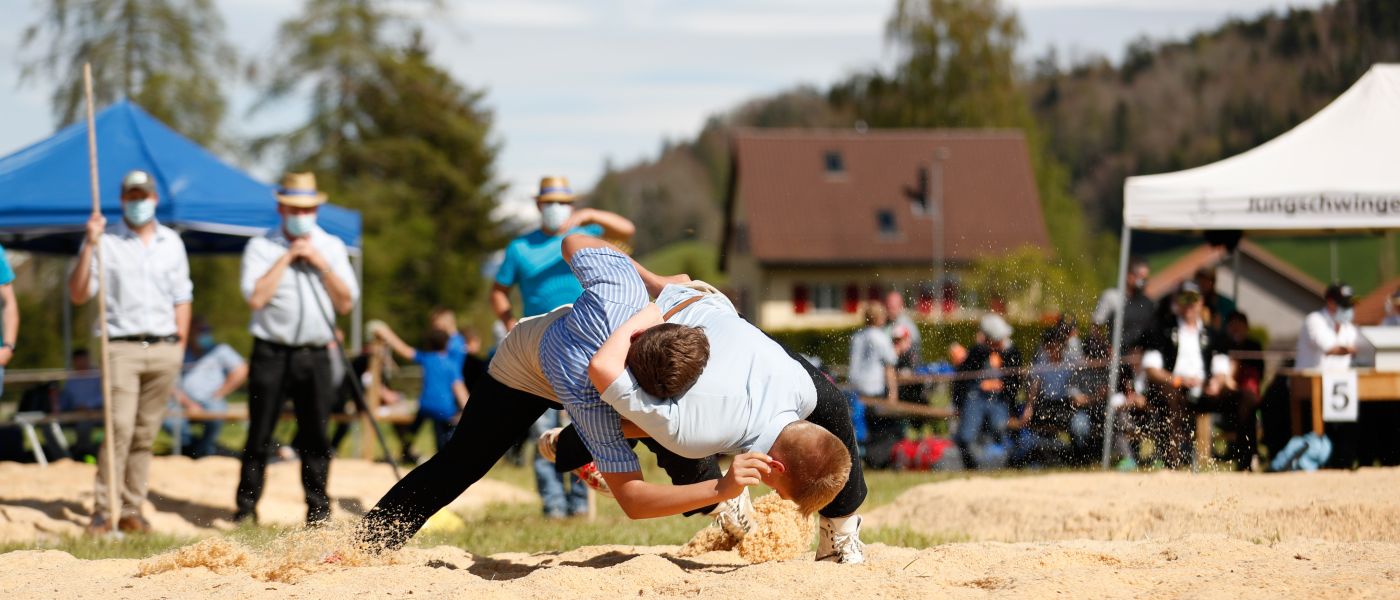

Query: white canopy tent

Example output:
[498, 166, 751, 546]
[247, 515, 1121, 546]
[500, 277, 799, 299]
[1104, 64, 1400, 466]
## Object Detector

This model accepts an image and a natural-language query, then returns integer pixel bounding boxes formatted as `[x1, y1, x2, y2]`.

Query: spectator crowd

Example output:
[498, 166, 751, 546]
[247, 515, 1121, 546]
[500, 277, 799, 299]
[843, 259, 1399, 473]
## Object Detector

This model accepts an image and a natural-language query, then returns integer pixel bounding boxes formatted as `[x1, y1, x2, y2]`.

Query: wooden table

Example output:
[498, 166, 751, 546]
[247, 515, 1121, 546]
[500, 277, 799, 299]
[1284, 369, 1400, 436]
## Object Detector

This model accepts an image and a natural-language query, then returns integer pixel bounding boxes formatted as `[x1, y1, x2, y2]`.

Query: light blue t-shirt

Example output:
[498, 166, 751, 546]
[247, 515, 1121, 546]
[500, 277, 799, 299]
[181, 344, 245, 404]
[495, 224, 605, 318]
[0, 245, 14, 286]
[600, 284, 818, 458]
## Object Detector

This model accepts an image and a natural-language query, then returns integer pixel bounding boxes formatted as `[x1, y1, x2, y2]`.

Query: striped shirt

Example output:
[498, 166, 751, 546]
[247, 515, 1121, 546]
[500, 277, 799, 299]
[539, 248, 650, 473]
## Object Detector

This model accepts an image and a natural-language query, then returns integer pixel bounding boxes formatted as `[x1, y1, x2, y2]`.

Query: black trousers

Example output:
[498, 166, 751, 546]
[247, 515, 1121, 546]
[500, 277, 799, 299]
[554, 348, 868, 519]
[236, 339, 336, 523]
[357, 373, 719, 552]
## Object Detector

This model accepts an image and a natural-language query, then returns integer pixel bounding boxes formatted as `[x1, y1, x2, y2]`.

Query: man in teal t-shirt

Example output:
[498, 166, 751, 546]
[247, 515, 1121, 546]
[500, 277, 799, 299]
[489, 175, 634, 519]
[490, 176, 635, 327]
[0, 244, 19, 397]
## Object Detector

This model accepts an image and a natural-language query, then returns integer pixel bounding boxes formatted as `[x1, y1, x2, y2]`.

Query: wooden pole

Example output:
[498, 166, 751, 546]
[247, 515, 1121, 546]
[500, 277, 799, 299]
[83, 63, 120, 529]
[361, 340, 385, 461]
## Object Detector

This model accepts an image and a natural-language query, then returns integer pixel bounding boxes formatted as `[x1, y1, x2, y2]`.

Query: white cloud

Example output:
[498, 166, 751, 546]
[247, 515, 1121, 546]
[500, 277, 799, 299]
[676, 11, 884, 37]
[453, 0, 597, 29]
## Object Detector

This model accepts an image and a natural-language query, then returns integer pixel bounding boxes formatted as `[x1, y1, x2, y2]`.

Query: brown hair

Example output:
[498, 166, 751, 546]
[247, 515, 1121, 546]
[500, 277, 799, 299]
[770, 421, 851, 515]
[626, 323, 709, 398]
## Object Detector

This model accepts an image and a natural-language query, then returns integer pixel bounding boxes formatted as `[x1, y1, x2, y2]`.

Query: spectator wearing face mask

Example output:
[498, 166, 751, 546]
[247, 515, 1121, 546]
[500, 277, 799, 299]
[489, 176, 635, 332]
[1295, 283, 1357, 371]
[69, 169, 193, 534]
[488, 176, 634, 519]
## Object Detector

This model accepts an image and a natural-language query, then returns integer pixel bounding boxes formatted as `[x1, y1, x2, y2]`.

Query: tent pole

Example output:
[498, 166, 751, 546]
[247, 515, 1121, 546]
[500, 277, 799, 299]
[1232, 248, 1241, 307]
[1102, 222, 1133, 469]
[351, 252, 363, 354]
[62, 273, 72, 371]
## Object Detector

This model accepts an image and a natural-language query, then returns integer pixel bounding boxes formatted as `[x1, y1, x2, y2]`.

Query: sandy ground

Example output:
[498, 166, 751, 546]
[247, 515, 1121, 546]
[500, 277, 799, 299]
[864, 468, 1400, 543]
[4, 465, 1400, 598]
[3, 536, 1398, 599]
[0, 456, 533, 541]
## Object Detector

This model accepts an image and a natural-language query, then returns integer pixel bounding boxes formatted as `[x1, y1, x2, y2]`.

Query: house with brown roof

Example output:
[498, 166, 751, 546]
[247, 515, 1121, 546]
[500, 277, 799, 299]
[1355, 276, 1400, 325]
[1146, 240, 1326, 346]
[719, 129, 1051, 330]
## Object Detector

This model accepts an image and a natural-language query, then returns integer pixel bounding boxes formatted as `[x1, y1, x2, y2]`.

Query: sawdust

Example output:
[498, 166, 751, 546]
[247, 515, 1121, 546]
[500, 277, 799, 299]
[678, 493, 813, 563]
[138, 522, 395, 583]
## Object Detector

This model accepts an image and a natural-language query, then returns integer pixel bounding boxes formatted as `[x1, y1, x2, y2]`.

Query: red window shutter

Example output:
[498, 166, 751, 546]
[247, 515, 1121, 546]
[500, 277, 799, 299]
[844, 284, 860, 313]
[917, 285, 935, 314]
[793, 283, 810, 314]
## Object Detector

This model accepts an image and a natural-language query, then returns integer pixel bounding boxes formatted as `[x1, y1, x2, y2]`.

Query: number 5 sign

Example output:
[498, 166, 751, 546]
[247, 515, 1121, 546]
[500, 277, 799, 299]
[1322, 369, 1359, 423]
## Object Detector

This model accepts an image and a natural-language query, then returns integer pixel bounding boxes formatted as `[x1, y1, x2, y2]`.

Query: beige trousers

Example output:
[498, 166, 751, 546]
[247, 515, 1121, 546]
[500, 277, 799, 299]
[93, 341, 183, 519]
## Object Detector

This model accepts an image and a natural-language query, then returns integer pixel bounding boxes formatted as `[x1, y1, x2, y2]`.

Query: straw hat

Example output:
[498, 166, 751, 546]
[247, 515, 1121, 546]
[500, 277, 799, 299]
[534, 176, 577, 202]
[275, 172, 328, 208]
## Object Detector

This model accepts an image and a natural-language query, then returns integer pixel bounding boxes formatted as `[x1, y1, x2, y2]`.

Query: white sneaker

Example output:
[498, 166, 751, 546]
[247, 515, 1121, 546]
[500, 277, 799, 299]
[711, 487, 755, 540]
[816, 515, 865, 564]
[537, 427, 563, 463]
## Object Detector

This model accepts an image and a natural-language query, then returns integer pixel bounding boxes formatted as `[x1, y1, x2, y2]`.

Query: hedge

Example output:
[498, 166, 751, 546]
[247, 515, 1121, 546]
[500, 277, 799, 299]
[767, 320, 1052, 368]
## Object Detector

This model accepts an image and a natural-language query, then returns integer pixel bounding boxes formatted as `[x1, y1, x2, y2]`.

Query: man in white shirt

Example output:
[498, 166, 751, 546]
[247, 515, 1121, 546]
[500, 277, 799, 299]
[234, 172, 359, 526]
[1141, 281, 1227, 468]
[1295, 283, 1358, 371]
[69, 170, 192, 534]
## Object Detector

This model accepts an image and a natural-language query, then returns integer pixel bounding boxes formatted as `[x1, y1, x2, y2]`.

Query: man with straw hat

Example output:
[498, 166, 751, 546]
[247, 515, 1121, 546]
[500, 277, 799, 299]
[235, 171, 359, 526]
[491, 175, 634, 519]
[70, 169, 193, 534]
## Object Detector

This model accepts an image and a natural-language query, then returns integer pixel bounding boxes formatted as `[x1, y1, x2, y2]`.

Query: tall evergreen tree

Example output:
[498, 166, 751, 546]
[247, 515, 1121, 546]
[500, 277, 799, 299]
[19, 0, 236, 145]
[258, 0, 502, 338]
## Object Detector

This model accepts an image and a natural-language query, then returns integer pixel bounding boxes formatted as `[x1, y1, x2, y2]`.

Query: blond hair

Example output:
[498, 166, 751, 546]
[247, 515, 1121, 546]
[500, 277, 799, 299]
[770, 421, 851, 515]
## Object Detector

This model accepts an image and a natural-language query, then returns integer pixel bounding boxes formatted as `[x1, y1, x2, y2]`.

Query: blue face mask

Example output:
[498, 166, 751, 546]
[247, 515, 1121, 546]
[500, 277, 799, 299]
[196, 333, 216, 351]
[123, 199, 156, 226]
[284, 213, 316, 237]
[539, 202, 572, 232]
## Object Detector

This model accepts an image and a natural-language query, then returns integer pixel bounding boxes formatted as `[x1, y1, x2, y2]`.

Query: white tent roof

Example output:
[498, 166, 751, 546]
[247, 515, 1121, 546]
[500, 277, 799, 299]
[1124, 64, 1400, 232]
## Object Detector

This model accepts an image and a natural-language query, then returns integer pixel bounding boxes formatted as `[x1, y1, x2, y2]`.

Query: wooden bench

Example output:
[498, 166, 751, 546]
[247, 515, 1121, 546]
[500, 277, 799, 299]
[7, 403, 420, 465]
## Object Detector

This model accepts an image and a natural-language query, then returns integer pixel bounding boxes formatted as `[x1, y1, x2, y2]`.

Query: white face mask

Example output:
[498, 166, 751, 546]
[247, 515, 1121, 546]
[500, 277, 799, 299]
[1337, 307, 1355, 325]
[284, 213, 316, 237]
[123, 199, 156, 226]
[539, 202, 573, 232]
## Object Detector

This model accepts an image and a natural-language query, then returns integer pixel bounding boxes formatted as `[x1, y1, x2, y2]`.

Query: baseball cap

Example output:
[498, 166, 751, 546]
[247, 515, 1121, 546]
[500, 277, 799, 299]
[1175, 280, 1202, 305]
[1325, 283, 1355, 308]
[979, 314, 1013, 344]
[121, 170, 156, 196]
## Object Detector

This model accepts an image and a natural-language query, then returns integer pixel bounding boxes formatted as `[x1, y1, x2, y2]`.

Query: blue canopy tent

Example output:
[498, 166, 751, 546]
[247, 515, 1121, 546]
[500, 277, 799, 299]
[0, 100, 365, 359]
[0, 100, 360, 253]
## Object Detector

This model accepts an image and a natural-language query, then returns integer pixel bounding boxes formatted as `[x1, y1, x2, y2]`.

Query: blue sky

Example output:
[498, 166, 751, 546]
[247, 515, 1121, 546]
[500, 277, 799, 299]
[1, 0, 1327, 223]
